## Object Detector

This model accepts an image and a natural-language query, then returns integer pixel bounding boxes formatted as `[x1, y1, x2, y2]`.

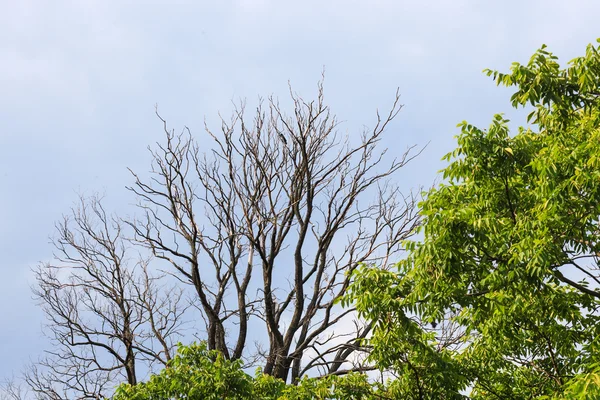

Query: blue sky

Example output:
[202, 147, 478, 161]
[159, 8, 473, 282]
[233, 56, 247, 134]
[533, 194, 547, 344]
[1, 0, 599, 380]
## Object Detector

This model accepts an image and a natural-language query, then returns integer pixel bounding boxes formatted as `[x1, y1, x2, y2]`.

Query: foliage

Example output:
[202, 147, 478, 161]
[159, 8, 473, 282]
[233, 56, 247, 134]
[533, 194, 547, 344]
[112, 343, 396, 400]
[113, 343, 260, 400]
[346, 265, 469, 399]
[349, 39, 600, 398]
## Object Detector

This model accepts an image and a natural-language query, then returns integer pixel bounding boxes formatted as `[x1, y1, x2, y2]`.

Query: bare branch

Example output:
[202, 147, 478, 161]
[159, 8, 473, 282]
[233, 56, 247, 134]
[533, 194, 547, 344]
[127, 80, 420, 382]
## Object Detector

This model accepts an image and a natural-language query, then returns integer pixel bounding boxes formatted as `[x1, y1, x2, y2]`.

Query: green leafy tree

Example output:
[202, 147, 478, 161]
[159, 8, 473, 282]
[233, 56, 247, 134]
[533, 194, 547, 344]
[112, 342, 396, 400]
[112, 342, 265, 400]
[349, 39, 600, 398]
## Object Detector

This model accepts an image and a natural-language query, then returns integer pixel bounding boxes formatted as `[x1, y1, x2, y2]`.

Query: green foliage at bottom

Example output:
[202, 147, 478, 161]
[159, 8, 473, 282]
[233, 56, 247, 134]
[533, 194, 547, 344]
[112, 343, 395, 400]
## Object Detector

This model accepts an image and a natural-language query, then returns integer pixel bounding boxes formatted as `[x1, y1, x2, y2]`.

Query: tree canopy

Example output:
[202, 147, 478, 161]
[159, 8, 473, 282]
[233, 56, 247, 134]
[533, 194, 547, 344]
[112, 342, 397, 400]
[350, 39, 600, 398]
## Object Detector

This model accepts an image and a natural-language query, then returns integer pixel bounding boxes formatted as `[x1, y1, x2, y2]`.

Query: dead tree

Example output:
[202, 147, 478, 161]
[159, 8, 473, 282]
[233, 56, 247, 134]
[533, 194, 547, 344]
[28, 195, 187, 399]
[127, 81, 420, 382]
[0, 378, 28, 400]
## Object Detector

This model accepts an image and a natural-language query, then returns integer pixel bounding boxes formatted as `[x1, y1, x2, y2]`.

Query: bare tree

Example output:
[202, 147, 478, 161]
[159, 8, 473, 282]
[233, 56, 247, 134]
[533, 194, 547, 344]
[0, 377, 28, 400]
[127, 81, 420, 382]
[27, 195, 188, 399]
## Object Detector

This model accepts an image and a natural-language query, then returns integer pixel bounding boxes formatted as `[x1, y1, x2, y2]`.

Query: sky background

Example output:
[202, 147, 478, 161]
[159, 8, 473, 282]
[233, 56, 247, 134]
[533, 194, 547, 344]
[2, 0, 600, 381]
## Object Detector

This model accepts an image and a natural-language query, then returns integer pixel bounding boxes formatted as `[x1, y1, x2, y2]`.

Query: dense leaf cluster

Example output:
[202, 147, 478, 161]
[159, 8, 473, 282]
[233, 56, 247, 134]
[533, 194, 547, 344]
[350, 40, 600, 398]
[112, 342, 398, 400]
